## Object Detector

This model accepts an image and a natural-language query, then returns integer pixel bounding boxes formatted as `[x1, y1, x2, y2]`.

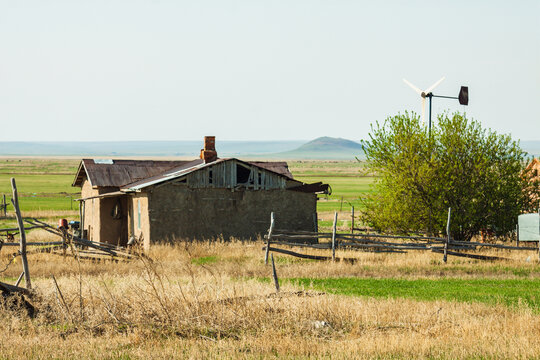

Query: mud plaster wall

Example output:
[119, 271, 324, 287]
[146, 185, 317, 243]
[81, 179, 100, 242]
[80, 179, 123, 244]
[98, 196, 128, 246]
[127, 193, 150, 250]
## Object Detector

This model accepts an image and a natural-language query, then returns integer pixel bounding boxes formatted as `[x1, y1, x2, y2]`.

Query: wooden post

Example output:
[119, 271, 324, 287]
[14, 271, 24, 287]
[516, 223, 519, 248]
[264, 212, 275, 265]
[61, 228, 67, 259]
[2, 194, 6, 217]
[331, 211, 337, 261]
[443, 207, 451, 264]
[11, 178, 31, 289]
[80, 200, 85, 239]
[271, 254, 279, 293]
[351, 206, 355, 234]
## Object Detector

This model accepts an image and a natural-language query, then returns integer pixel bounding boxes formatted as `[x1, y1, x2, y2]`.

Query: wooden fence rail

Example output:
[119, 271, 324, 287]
[263, 210, 538, 264]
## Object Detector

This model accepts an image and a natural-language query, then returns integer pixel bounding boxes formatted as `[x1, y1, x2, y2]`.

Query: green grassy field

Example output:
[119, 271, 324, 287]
[0, 159, 80, 212]
[289, 277, 540, 310]
[289, 160, 374, 214]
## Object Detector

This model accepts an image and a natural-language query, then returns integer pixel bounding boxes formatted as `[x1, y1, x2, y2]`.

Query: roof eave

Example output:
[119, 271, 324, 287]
[72, 160, 91, 187]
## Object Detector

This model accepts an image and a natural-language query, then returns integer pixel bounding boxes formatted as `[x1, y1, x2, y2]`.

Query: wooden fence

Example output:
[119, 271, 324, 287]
[1, 178, 135, 301]
[263, 210, 539, 264]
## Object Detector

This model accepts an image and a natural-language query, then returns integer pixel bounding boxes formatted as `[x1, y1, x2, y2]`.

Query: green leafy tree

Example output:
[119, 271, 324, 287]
[361, 111, 540, 241]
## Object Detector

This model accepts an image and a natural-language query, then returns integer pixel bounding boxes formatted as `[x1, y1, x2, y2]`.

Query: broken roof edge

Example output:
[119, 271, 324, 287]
[120, 158, 300, 192]
[72, 159, 89, 187]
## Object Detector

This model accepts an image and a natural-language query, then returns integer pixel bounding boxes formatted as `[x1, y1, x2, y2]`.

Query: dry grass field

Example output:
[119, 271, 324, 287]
[2, 234, 540, 359]
[2, 158, 540, 359]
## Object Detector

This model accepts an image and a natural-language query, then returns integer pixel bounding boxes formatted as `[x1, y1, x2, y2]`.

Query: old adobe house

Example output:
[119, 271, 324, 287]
[72, 137, 328, 250]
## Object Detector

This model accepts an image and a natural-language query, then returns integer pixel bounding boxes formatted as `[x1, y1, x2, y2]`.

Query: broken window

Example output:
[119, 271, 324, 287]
[208, 168, 213, 184]
[236, 164, 251, 184]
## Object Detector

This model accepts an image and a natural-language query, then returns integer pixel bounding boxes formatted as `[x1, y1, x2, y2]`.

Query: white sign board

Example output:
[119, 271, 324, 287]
[518, 213, 540, 242]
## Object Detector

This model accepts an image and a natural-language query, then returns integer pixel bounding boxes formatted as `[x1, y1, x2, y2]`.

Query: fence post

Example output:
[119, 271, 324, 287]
[443, 207, 451, 263]
[11, 178, 31, 289]
[331, 211, 337, 261]
[2, 194, 6, 217]
[271, 254, 280, 293]
[351, 206, 354, 234]
[264, 212, 275, 265]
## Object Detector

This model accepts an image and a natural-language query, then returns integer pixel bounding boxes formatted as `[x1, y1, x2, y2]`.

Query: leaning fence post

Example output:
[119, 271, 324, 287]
[331, 211, 337, 261]
[264, 212, 275, 265]
[443, 207, 451, 263]
[11, 178, 31, 289]
[271, 254, 280, 293]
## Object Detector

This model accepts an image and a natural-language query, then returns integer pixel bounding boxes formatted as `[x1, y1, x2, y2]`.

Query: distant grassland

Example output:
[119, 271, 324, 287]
[0, 158, 375, 214]
[0, 159, 80, 211]
[289, 160, 374, 214]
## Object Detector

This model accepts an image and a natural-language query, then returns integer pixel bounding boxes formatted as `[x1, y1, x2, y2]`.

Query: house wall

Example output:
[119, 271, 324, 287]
[145, 185, 317, 243]
[184, 159, 288, 190]
[126, 193, 151, 250]
[80, 179, 127, 244]
[81, 179, 99, 242]
[98, 196, 128, 246]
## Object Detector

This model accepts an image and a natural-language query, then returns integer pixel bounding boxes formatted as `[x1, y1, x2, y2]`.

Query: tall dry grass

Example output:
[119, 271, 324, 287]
[1, 241, 540, 358]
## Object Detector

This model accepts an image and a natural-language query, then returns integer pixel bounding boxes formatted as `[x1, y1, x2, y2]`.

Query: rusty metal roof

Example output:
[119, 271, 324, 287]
[248, 161, 293, 179]
[73, 158, 295, 189]
[72, 159, 195, 188]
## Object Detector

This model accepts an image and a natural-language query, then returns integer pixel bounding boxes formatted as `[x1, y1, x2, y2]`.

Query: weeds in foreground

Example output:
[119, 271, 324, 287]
[2, 242, 540, 358]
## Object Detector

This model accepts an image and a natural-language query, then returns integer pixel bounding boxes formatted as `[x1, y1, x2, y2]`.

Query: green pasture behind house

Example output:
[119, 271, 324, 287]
[72, 137, 329, 250]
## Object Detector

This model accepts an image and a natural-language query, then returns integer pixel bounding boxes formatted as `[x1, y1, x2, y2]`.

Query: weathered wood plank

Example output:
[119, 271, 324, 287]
[431, 248, 506, 261]
[11, 178, 31, 289]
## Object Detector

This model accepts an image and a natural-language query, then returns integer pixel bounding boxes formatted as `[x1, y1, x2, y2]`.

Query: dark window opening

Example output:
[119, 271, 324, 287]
[258, 173, 262, 185]
[209, 169, 213, 184]
[236, 164, 251, 184]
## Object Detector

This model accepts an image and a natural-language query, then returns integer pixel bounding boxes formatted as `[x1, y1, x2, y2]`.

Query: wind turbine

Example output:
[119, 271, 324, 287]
[403, 77, 469, 136]
[403, 77, 445, 127]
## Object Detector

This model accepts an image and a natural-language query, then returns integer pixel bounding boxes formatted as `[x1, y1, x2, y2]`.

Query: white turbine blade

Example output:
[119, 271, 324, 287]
[403, 78, 422, 95]
[425, 76, 445, 94]
[421, 98, 426, 126]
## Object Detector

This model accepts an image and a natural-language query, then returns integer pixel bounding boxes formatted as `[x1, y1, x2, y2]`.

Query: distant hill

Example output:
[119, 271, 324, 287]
[0, 138, 536, 160]
[272, 137, 364, 160]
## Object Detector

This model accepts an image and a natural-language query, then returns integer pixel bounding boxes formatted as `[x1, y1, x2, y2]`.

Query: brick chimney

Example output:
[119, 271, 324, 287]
[200, 136, 217, 163]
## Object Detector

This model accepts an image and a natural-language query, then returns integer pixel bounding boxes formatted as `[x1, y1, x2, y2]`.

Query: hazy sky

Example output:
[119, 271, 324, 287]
[0, 1, 538, 142]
